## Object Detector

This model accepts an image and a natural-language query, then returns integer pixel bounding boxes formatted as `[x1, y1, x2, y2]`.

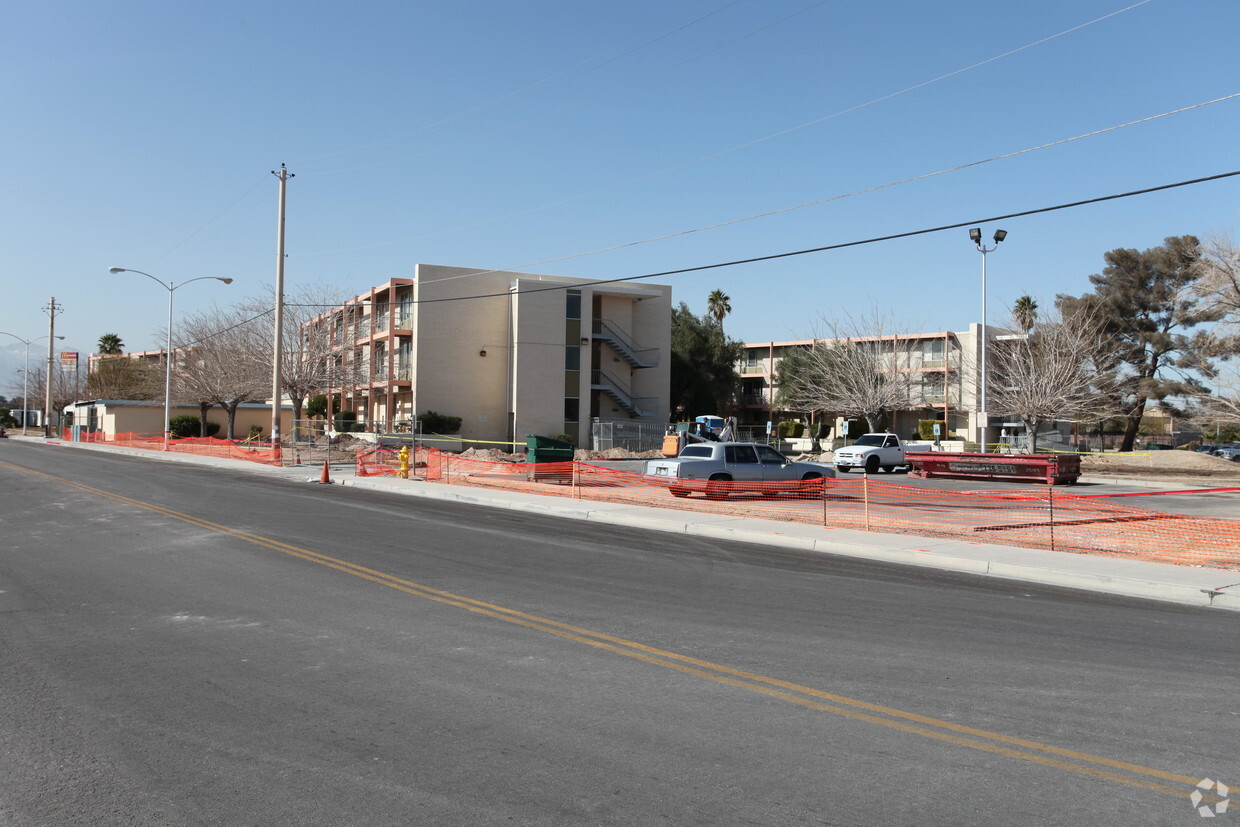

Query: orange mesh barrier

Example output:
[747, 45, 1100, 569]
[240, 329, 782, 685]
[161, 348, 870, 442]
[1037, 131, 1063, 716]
[357, 448, 399, 477]
[410, 450, 1240, 570]
[72, 431, 282, 466]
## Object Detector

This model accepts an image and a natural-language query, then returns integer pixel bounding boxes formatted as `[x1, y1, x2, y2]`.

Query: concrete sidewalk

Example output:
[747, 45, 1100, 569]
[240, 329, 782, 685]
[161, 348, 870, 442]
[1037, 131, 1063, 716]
[25, 436, 1240, 613]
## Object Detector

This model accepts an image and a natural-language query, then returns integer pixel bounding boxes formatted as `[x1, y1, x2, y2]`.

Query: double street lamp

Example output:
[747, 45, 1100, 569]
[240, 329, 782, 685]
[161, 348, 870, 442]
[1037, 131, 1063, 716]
[968, 227, 1007, 451]
[0, 331, 64, 435]
[108, 267, 233, 448]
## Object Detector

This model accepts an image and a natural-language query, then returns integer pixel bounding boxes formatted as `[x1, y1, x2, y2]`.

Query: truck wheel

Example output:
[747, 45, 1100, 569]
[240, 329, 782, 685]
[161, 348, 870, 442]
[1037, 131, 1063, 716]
[669, 487, 690, 498]
[865, 456, 880, 474]
[881, 465, 896, 473]
[836, 466, 850, 473]
[705, 474, 730, 500]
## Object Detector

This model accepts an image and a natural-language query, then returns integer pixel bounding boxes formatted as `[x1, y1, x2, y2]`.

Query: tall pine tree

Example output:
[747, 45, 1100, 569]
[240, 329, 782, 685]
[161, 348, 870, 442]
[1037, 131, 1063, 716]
[1058, 235, 1230, 451]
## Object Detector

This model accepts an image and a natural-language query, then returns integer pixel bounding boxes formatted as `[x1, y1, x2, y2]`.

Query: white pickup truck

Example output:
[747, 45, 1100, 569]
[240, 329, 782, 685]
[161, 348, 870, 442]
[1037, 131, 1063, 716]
[831, 433, 932, 474]
[644, 441, 835, 498]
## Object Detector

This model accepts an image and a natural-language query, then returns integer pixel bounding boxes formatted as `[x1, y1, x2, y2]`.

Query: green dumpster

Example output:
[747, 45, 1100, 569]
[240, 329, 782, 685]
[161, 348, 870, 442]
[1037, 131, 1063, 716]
[526, 434, 574, 481]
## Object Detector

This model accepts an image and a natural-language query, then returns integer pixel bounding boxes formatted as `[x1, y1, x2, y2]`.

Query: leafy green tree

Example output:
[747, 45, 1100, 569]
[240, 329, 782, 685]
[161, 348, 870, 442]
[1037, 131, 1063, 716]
[1012, 295, 1038, 333]
[1058, 235, 1232, 452]
[96, 333, 124, 355]
[706, 290, 731, 328]
[670, 302, 743, 417]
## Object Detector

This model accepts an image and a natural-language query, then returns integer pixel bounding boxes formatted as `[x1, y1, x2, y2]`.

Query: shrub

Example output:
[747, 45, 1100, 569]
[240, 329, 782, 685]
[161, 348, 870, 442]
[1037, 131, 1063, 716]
[777, 421, 805, 438]
[419, 410, 462, 434]
[334, 411, 358, 433]
[169, 415, 202, 438]
[918, 420, 947, 440]
[248, 424, 264, 440]
[549, 432, 575, 445]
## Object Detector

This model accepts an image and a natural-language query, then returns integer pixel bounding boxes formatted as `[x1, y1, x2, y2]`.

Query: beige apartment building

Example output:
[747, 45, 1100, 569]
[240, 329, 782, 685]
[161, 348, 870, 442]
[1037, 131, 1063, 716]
[738, 324, 998, 444]
[315, 264, 672, 448]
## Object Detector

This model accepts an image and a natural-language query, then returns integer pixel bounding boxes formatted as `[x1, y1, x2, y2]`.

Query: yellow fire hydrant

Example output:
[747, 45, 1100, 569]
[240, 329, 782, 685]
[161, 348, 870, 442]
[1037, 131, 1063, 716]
[398, 445, 411, 479]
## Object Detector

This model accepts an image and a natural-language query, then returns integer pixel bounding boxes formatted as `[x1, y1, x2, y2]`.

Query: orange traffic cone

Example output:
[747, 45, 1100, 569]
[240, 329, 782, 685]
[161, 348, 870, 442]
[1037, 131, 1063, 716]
[319, 459, 332, 484]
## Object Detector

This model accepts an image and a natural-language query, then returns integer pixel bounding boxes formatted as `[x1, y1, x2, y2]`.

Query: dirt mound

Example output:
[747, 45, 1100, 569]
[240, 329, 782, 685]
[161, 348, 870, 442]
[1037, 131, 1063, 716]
[1081, 450, 1240, 479]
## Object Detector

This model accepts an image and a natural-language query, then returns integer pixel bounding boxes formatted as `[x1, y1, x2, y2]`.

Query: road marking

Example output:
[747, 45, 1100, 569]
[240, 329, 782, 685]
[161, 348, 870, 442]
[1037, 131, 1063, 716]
[0, 459, 1206, 799]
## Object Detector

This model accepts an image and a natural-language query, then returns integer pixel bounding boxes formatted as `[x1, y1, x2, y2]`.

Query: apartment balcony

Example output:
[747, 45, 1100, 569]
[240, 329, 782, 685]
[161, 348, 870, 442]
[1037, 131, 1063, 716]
[739, 393, 770, 407]
[740, 362, 769, 375]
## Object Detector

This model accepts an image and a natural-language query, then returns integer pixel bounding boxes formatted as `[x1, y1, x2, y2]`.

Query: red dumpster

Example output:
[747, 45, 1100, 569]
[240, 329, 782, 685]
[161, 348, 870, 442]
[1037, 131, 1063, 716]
[905, 452, 1081, 485]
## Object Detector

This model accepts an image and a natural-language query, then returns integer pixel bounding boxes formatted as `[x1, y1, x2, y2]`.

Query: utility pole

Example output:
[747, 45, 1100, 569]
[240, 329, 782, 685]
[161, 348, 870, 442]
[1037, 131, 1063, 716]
[271, 163, 294, 448]
[43, 297, 63, 439]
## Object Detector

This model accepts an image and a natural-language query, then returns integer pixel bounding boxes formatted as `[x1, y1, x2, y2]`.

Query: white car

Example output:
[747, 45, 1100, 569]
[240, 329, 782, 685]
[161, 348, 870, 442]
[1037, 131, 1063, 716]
[644, 442, 835, 498]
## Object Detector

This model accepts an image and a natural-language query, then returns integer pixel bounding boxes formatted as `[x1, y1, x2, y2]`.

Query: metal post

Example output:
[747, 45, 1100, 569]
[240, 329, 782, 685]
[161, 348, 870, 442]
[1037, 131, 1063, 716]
[107, 269, 232, 447]
[970, 228, 1006, 453]
[271, 164, 293, 448]
[21, 340, 29, 435]
[164, 285, 174, 449]
[863, 473, 870, 532]
[45, 299, 56, 439]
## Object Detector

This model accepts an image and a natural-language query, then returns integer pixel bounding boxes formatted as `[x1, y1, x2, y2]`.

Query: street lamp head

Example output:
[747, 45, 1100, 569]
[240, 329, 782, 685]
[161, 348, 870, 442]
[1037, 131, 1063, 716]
[219, 278, 234, 285]
[968, 228, 982, 245]
[108, 266, 127, 274]
[993, 229, 1008, 244]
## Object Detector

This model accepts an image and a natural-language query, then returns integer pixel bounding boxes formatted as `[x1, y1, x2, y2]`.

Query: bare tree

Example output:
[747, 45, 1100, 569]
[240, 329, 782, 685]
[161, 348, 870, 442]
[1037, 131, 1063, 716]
[1184, 364, 1240, 433]
[984, 304, 1125, 452]
[23, 363, 79, 430]
[85, 356, 161, 400]
[780, 311, 915, 433]
[1196, 232, 1240, 325]
[173, 305, 269, 440]
[236, 284, 357, 437]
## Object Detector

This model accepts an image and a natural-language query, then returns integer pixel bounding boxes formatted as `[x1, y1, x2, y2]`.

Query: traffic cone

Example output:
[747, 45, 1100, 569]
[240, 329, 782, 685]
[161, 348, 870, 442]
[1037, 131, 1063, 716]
[319, 459, 332, 484]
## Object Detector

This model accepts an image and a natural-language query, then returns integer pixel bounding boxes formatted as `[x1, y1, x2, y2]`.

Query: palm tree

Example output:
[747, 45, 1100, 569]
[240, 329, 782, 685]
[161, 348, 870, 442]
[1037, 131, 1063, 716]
[97, 333, 124, 355]
[1013, 296, 1038, 333]
[706, 290, 732, 328]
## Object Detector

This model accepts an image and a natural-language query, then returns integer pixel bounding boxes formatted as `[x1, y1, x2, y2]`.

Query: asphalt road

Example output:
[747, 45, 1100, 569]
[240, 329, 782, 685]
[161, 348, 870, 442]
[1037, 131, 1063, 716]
[1, 441, 1236, 825]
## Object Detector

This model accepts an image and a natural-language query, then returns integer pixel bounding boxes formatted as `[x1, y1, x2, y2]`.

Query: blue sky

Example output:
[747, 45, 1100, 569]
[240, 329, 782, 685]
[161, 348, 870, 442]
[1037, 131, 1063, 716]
[2, 0, 1238, 389]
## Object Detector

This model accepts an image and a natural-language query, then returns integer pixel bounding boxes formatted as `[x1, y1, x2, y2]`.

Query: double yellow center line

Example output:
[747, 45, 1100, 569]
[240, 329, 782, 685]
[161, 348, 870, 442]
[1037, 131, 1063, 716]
[2, 459, 1210, 801]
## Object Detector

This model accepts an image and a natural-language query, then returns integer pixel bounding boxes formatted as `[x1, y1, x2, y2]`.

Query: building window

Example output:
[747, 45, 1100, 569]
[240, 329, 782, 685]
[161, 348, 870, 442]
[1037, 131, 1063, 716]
[564, 398, 580, 422]
[566, 291, 581, 320]
[565, 346, 580, 371]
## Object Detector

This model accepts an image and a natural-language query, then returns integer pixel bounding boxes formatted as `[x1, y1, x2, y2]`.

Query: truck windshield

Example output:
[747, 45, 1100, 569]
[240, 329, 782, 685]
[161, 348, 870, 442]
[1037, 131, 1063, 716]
[853, 435, 886, 447]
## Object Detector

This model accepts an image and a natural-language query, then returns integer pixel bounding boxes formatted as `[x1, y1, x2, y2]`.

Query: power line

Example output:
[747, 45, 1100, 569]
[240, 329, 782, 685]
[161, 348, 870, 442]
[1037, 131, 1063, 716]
[282, 170, 1240, 311]
[294, 0, 1155, 246]
[412, 170, 1240, 304]
[313, 92, 1240, 290]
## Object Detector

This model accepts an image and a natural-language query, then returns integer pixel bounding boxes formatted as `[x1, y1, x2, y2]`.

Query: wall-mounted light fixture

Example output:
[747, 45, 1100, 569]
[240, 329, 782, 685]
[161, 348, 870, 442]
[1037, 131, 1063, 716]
[479, 349, 487, 357]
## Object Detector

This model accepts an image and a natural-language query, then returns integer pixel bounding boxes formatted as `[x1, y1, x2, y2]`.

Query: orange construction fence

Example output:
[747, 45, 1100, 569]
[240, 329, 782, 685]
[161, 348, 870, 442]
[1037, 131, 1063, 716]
[355, 447, 1240, 570]
[64, 429, 283, 466]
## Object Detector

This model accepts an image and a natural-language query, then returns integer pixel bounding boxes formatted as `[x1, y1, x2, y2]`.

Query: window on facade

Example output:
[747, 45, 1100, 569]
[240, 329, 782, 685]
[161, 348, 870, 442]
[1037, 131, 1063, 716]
[565, 346, 581, 371]
[564, 398, 580, 422]
[566, 291, 581, 320]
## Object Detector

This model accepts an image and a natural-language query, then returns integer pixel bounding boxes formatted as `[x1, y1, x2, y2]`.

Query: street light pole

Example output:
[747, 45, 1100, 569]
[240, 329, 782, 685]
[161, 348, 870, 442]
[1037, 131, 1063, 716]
[0, 331, 63, 435]
[109, 268, 233, 449]
[968, 227, 1007, 452]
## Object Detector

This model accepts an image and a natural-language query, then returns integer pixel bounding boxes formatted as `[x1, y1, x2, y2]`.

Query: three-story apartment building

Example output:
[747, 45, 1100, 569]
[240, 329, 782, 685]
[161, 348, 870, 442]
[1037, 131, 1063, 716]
[313, 264, 672, 447]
